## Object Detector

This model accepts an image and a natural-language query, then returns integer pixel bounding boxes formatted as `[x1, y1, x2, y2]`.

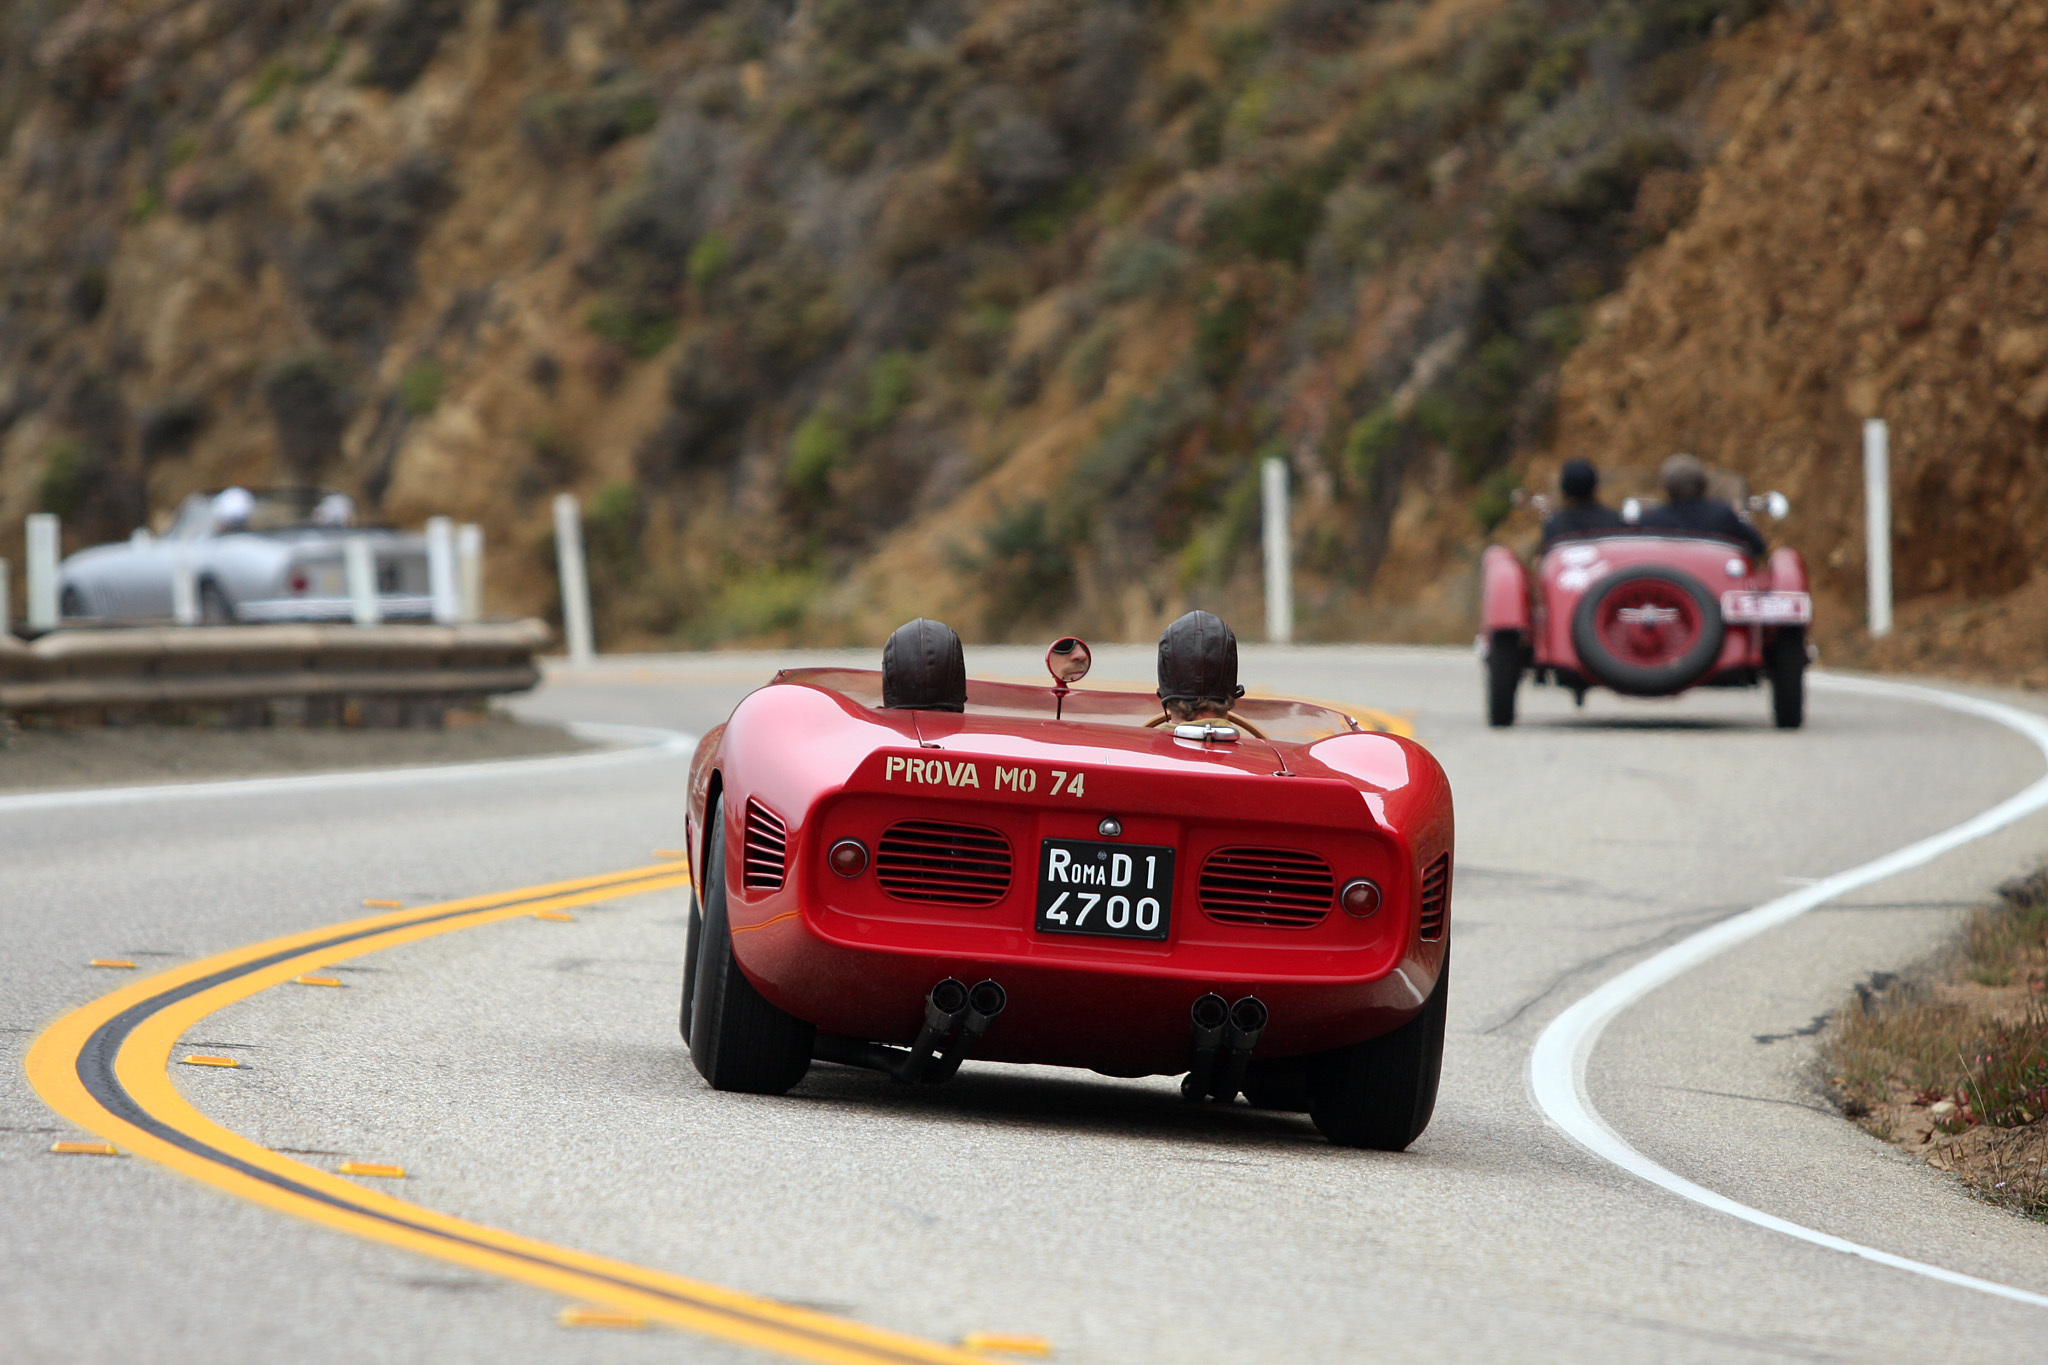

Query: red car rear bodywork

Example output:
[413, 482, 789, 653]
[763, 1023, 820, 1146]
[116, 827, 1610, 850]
[685, 669, 1451, 1077]
[1479, 532, 1812, 728]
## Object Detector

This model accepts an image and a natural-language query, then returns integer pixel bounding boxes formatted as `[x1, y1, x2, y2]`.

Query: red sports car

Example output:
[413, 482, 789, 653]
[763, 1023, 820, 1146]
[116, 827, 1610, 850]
[1480, 530, 1812, 729]
[679, 624, 1454, 1150]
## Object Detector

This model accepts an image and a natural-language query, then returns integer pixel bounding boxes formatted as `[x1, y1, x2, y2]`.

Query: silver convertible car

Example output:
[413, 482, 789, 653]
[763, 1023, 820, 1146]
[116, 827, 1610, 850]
[58, 488, 433, 624]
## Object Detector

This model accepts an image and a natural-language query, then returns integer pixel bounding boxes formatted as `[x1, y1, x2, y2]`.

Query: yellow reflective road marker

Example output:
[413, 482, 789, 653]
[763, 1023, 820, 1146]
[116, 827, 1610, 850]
[50, 1141, 123, 1156]
[28, 861, 997, 1365]
[338, 1161, 406, 1179]
[960, 1334, 1051, 1357]
[532, 909, 576, 922]
[653, 848, 689, 860]
[294, 975, 343, 987]
[561, 1305, 649, 1329]
[89, 959, 136, 969]
[180, 1054, 240, 1068]
[362, 898, 404, 908]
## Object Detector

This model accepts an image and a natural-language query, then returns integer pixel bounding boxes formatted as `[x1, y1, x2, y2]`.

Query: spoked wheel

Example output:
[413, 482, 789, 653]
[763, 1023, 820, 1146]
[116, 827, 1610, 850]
[686, 802, 814, 1094]
[1306, 950, 1449, 1150]
[1486, 629, 1523, 728]
[1767, 627, 1806, 729]
[1570, 567, 1724, 695]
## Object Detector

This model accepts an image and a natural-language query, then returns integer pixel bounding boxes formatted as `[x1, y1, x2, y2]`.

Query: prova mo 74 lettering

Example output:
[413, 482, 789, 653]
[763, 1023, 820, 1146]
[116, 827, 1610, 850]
[882, 756, 1086, 797]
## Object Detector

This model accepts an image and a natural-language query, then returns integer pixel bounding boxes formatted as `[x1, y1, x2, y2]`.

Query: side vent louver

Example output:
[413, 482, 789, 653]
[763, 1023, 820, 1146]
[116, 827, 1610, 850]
[743, 799, 788, 891]
[875, 820, 1013, 906]
[1198, 848, 1335, 928]
[1418, 853, 1450, 941]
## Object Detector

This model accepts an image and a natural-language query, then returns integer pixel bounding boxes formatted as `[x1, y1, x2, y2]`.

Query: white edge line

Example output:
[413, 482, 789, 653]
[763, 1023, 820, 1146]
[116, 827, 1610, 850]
[0, 720, 695, 816]
[1528, 672, 2048, 1308]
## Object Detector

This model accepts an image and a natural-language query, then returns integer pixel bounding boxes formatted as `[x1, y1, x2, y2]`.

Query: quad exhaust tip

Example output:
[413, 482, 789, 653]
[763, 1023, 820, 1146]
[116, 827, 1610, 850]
[1183, 993, 1266, 1103]
[813, 977, 1005, 1084]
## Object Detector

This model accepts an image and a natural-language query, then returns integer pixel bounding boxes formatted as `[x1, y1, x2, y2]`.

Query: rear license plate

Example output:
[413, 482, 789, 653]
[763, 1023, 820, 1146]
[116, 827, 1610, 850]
[1720, 590, 1812, 625]
[1035, 839, 1174, 940]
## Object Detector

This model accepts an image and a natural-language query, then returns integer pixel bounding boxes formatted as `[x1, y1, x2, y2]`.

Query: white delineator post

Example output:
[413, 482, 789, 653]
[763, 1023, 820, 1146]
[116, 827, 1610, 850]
[1863, 418, 1893, 639]
[456, 522, 483, 624]
[170, 547, 199, 625]
[552, 493, 595, 666]
[425, 516, 459, 625]
[25, 513, 59, 630]
[343, 535, 382, 625]
[1262, 456, 1293, 645]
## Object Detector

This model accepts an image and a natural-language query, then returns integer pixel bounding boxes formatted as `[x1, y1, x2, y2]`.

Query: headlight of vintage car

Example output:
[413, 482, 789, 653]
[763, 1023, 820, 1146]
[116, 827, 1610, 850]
[1339, 878, 1382, 918]
[828, 839, 869, 877]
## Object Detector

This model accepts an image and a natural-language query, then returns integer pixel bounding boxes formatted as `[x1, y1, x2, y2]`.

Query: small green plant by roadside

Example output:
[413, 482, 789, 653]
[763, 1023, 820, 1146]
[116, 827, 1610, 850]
[399, 360, 444, 417]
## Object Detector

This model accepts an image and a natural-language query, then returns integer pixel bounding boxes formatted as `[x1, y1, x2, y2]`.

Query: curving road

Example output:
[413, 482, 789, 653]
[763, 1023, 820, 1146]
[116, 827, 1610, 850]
[6, 645, 2048, 1363]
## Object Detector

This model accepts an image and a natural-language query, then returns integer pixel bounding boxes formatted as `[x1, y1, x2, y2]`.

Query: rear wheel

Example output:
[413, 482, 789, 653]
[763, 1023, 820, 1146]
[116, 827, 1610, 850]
[678, 890, 703, 1044]
[1486, 630, 1523, 728]
[1570, 567, 1723, 695]
[199, 581, 235, 624]
[687, 802, 814, 1094]
[1768, 628, 1806, 730]
[1307, 952, 1449, 1150]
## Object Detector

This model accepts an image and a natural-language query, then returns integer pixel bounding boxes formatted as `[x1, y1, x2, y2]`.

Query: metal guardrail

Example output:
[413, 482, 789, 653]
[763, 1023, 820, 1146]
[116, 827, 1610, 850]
[0, 620, 549, 717]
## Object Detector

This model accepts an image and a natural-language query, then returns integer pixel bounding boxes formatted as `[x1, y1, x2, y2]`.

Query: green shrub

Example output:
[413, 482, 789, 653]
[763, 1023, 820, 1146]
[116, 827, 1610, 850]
[585, 481, 643, 572]
[1202, 172, 1329, 265]
[976, 498, 1076, 632]
[1344, 406, 1404, 488]
[1064, 319, 1119, 399]
[861, 351, 915, 431]
[247, 56, 299, 109]
[585, 296, 678, 360]
[687, 232, 732, 291]
[36, 439, 98, 522]
[788, 408, 849, 498]
[1473, 466, 1521, 532]
[399, 360, 444, 416]
[707, 565, 821, 639]
[1194, 289, 1257, 385]
[1099, 238, 1186, 302]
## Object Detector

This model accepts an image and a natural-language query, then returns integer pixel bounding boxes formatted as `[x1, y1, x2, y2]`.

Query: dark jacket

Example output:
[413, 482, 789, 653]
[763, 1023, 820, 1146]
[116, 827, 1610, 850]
[1638, 497, 1766, 557]
[1541, 502, 1625, 549]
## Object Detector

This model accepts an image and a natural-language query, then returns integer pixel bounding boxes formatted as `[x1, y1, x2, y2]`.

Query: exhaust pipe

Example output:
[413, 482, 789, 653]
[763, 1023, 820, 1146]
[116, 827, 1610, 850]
[1209, 996, 1268, 1104]
[1180, 993, 1230, 1101]
[813, 977, 1003, 1084]
[927, 979, 1007, 1082]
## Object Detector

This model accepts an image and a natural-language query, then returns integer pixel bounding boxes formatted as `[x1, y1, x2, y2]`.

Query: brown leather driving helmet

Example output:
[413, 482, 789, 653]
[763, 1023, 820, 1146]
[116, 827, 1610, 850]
[882, 618, 967, 711]
[1157, 610, 1244, 707]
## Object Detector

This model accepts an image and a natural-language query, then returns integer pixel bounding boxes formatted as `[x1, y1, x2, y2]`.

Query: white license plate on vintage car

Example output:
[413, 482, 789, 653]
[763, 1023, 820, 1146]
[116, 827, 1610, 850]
[1720, 590, 1812, 625]
[1034, 838, 1174, 941]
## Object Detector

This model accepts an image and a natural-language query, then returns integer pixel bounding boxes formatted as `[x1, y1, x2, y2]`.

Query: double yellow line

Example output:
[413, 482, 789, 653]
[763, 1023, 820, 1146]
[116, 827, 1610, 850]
[26, 863, 996, 1365]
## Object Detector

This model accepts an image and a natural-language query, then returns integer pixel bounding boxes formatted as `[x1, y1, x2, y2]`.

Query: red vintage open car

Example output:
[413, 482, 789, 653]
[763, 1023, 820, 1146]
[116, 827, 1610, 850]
[1480, 524, 1812, 729]
[680, 643, 1454, 1150]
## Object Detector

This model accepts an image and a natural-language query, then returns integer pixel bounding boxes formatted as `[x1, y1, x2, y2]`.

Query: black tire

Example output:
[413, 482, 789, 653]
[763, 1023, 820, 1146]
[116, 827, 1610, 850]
[1767, 628, 1806, 730]
[1307, 951, 1449, 1150]
[687, 803, 814, 1094]
[679, 889, 703, 1044]
[1241, 1056, 1312, 1112]
[1570, 566, 1724, 696]
[58, 585, 87, 620]
[199, 581, 236, 624]
[1486, 629, 1522, 728]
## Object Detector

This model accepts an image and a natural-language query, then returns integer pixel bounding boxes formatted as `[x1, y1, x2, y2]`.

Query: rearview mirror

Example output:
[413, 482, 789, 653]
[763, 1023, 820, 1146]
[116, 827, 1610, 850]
[1046, 637, 1092, 685]
[1765, 490, 1790, 520]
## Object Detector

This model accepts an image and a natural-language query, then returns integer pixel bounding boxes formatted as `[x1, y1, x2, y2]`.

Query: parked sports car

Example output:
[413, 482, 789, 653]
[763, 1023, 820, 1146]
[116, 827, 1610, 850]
[680, 619, 1454, 1150]
[57, 487, 431, 624]
[1480, 504, 1812, 728]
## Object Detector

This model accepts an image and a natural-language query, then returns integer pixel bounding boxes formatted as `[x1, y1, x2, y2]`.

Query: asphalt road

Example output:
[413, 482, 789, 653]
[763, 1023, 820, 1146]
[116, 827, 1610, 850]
[6, 645, 2048, 1363]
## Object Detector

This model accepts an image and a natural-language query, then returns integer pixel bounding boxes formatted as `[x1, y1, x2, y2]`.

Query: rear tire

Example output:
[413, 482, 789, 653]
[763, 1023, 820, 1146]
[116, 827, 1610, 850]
[679, 890, 703, 1045]
[199, 581, 235, 624]
[1768, 628, 1806, 730]
[1570, 566, 1723, 695]
[1486, 630, 1522, 728]
[687, 803, 814, 1094]
[1307, 951, 1449, 1150]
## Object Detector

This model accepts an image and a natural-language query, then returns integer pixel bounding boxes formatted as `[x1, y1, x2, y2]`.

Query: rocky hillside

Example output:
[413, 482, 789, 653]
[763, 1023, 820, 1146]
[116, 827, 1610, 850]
[17, 0, 2040, 685]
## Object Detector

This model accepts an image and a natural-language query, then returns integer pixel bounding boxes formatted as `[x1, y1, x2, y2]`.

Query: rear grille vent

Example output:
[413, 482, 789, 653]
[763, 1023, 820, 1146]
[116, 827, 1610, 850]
[742, 799, 788, 891]
[1199, 848, 1335, 928]
[875, 820, 1012, 906]
[1418, 854, 1450, 941]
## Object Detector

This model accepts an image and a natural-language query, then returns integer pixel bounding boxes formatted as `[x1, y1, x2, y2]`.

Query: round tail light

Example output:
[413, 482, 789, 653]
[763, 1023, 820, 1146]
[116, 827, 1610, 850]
[1340, 878, 1382, 918]
[288, 570, 310, 594]
[828, 839, 869, 877]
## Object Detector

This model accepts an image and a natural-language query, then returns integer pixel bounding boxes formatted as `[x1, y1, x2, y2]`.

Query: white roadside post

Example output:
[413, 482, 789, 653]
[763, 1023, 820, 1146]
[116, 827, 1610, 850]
[343, 535, 382, 625]
[552, 493, 595, 666]
[1261, 455, 1294, 645]
[1863, 418, 1893, 639]
[25, 513, 59, 631]
[456, 522, 484, 624]
[169, 547, 200, 625]
[425, 516, 459, 626]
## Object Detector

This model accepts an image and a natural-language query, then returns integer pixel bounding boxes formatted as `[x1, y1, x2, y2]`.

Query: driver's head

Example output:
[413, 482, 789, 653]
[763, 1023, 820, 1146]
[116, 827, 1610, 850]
[1157, 610, 1242, 721]
[1559, 459, 1599, 504]
[211, 485, 255, 531]
[881, 618, 966, 712]
[1660, 453, 1708, 502]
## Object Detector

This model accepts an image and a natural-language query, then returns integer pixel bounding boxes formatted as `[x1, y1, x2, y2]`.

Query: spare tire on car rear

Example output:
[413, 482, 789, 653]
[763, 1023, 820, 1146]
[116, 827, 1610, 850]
[1570, 566, 1725, 696]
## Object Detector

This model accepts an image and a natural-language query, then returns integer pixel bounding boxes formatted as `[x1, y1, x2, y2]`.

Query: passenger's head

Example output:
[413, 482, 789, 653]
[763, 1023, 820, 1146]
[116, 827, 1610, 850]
[211, 485, 254, 532]
[1660, 453, 1708, 502]
[1559, 459, 1600, 504]
[1157, 610, 1242, 722]
[882, 618, 967, 712]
